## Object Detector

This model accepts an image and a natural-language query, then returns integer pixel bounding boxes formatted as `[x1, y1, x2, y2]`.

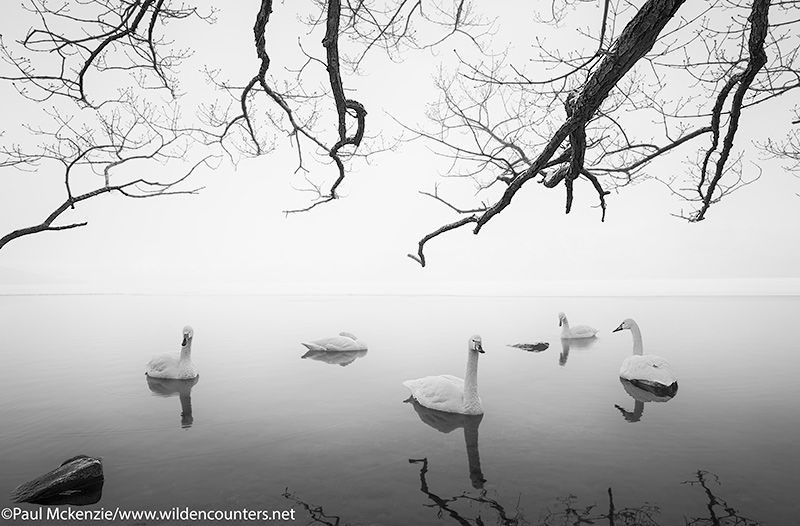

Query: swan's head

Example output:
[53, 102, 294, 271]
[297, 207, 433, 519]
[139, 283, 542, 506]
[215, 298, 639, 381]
[182, 325, 194, 346]
[469, 335, 485, 354]
[558, 312, 567, 326]
[613, 319, 635, 333]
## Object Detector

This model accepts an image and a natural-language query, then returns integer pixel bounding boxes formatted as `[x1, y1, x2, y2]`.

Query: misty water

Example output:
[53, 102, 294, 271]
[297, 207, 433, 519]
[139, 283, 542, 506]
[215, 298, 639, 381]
[1, 289, 798, 525]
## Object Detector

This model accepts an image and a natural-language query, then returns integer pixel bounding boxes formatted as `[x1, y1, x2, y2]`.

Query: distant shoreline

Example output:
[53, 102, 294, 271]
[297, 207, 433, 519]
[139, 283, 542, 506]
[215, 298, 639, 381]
[2, 278, 799, 298]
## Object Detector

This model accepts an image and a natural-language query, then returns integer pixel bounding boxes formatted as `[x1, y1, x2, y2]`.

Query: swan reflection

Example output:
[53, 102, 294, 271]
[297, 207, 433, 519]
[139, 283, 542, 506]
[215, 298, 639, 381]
[558, 337, 597, 366]
[146, 375, 199, 428]
[615, 378, 676, 423]
[404, 397, 485, 489]
[300, 349, 368, 367]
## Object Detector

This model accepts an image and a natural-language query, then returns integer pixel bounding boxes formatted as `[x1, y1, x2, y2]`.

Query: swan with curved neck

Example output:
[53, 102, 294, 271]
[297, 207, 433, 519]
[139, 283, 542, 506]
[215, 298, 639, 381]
[559, 312, 599, 339]
[613, 318, 677, 391]
[403, 335, 485, 415]
[146, 326, 199, 380]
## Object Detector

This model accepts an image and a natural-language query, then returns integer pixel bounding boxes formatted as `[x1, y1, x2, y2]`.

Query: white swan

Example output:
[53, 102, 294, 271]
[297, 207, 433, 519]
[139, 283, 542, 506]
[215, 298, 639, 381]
[559, 312, 599, 339]
[146, 326, 199, 380]
[301, 332, 367, 352]
[402, 335, 485, 415]
[613, 318, 677, 391]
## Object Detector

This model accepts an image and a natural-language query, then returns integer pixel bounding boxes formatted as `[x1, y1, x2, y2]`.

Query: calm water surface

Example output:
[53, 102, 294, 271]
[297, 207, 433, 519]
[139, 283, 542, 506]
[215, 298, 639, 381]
[1, 292, 798, 525]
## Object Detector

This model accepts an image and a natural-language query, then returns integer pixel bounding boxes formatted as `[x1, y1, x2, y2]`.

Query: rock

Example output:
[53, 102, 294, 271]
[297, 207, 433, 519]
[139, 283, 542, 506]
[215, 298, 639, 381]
[9, 455, 104, 504]
[508, 342, 550, 352]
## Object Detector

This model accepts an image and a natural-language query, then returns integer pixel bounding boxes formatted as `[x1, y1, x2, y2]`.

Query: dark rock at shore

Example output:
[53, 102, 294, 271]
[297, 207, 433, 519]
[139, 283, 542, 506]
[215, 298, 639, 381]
[9, 455, 104, 505]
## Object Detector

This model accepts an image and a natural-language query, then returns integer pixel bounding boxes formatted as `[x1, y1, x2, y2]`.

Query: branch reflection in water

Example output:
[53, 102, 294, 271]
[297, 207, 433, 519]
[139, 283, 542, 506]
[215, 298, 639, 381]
[145, 375, 199, 428]
[540, 470, 761, 526]
[682, 470, 762, 526]
[404, 397, 485, 489]
[540, 489, 660, 526]
[409, 457, 527, 526]
[614, 377, 677, 423]
[282, 489, 348, 526]
[280, 469, 761, 525]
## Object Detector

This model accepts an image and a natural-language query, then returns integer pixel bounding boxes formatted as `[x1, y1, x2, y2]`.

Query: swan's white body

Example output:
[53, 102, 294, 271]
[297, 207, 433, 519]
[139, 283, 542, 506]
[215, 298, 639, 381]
[146, 326, 199, 380]
[301, 332, 367, 352]
[613, 318, 677, 389]
[403, 335, 485, 415]
[559, 312, 599, 339]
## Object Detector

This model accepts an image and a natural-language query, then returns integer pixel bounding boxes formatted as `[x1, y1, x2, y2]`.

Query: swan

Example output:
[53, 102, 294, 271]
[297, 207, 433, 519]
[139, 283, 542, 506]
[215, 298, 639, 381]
[559, 312, 599, 339]
[301, 332, 367, 352]
[146, 326, 199, 380]
[613, 318, 677, 392]
[402, 335, 485, 416]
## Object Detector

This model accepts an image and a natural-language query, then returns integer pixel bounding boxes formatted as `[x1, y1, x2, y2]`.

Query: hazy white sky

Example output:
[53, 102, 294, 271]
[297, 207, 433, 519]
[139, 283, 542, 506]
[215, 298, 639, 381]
[0, 2, 798, 286]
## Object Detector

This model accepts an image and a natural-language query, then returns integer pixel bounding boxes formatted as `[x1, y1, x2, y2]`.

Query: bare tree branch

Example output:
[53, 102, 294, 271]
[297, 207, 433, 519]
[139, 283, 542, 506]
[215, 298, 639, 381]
[690, 0, 771, 221]
[407, 215, 479, 267]
[0, 157, 211, 250]
[405, 0, 799, 265]
[2, 1, 798, 261]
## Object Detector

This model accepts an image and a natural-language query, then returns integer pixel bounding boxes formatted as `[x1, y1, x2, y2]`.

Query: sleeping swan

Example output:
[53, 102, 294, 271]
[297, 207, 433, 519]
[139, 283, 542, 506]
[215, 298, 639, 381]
[559, 312, 599, 339]
[613, 318, 677, 394]
[146, 326, 199, 380]
[402, 335, 485, 415]
[301, 332, 367, 352]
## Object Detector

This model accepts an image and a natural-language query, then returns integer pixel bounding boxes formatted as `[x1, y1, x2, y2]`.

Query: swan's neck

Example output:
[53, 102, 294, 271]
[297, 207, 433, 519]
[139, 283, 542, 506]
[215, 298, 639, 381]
[560, 319, 570, 338]
[629, 323, 644, 356]
[180, 339, 193, 362]
[463, 350, 481, 413]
